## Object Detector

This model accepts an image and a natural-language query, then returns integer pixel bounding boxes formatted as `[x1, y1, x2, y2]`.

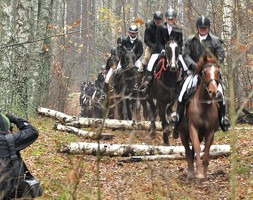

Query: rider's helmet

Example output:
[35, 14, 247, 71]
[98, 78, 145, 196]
[110, 47, 116, 55]
[153, 11, 163, 20]
[128, 24, 138, 34]
[196, 16, 211, 28]
[117, 36, 123, 44]
[165, 7, 177, 19]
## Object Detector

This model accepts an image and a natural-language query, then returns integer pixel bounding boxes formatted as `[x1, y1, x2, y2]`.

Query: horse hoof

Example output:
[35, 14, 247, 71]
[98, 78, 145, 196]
[149, 130, 156, 139]
[163, 133, 169, 145]
[187, 172, 195, 180]
[195, 173, 205, 179]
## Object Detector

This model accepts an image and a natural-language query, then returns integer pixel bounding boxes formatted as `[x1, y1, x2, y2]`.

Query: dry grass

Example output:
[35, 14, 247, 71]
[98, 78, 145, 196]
[20, 116, 253, 200]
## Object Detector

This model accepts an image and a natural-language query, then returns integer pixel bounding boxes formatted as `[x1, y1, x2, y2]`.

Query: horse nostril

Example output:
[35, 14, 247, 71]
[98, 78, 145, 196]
[208, 90, 216, 98]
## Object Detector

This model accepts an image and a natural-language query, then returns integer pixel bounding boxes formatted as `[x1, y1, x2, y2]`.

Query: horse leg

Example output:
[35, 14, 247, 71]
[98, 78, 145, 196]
[202, 132, 215, 179]
[141, 100, 149, 120]
[180, 130, 194, 180]
[159, 103, 171, 145]
[189, 124, 204, 179]
[127, 99, 132, 120]
[147, 98, 157, 138]
[149, 120, 156, 138]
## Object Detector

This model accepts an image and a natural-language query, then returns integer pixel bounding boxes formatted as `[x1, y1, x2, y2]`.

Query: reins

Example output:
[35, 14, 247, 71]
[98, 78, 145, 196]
[155, 58, 167, 80]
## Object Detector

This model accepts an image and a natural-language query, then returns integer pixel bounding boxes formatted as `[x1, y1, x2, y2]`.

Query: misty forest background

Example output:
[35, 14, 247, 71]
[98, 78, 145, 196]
[0, 0, 252, 117]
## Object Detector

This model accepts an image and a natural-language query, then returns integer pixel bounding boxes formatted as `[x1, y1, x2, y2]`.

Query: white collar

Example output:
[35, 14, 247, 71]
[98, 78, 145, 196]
[130, 36, 137, 43]
[167, 24, 173, 34]
[199, 34, 208, 42]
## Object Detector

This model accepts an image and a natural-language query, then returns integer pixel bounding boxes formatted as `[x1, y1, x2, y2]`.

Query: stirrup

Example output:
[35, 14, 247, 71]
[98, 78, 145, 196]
[220, 116, 230, 131]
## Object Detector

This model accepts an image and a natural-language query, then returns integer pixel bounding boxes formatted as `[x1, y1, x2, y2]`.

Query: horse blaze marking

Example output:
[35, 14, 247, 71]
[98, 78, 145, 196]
[210, 65, 216, 85]
[170, 42, 177, 67]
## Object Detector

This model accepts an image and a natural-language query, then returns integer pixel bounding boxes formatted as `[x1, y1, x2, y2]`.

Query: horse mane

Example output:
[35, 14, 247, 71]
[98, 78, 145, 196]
[195, 53, 218, 74]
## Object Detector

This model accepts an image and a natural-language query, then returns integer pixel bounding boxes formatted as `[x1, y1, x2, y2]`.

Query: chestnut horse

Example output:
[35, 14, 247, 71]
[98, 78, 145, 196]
[179, 54, 222, 180]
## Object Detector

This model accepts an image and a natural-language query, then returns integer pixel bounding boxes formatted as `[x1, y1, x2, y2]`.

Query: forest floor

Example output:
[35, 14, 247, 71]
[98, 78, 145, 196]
[22, 93, 253, 200]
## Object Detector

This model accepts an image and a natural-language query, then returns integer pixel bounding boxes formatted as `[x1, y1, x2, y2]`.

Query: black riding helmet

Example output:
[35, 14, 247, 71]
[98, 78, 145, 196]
[117, 36, 123, 44]
[153, 11, 163, 20]
[196, 16, 211, 28]
[110, 47, 116, 55]
[165, 8, 177, 19]
[129, 24, 138, 33]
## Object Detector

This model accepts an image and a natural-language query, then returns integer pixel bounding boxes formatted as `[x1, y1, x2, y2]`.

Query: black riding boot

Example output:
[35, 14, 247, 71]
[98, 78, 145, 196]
[218, 102, 231, 131]
[140, 70, 153, 95]
[99, 83, 108, 102]
[103, 83, 108, 94]
[143, 64, 147, 76]
[173, 101, 185, 139]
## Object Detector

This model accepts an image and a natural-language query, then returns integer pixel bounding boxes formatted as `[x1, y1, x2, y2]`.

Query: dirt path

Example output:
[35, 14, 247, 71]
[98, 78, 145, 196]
[65, 92, 81, 116]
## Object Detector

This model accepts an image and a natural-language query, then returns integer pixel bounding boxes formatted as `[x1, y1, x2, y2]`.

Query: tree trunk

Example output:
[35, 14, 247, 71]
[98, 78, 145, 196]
[60, 142, 231, 156]
[119, 151, 231, 162]
[55, 123, 114, 140]
[37, 107, 162, 130]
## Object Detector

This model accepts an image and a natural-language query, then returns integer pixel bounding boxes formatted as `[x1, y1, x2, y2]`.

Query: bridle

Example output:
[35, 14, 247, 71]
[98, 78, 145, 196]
[165, 41, 179, 71]
[200, 63, 221, 88]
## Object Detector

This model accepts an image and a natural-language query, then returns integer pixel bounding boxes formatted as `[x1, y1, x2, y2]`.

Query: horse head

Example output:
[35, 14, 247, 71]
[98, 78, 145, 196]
[165, 40, 180, 71]
[198, 54, 221, 99]
[124, 47, 136, 69]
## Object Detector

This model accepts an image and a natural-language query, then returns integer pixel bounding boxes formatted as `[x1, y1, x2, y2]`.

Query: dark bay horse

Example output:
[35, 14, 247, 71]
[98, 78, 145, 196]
[179, 54, 221, 180]
[147, 40, 183, 145]
[111, 46, 138, 120]
[80, 81, 96, 117]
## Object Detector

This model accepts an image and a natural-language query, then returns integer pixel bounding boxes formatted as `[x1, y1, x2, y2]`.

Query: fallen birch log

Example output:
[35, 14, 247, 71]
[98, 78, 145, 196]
[65, 118, 162, 131]
[37, 107, 77, 123]
[119, 151, 231, 162]
[55, 124, 115, 140]
[60, 142, 231, 157]
[37, 106, 162, 130]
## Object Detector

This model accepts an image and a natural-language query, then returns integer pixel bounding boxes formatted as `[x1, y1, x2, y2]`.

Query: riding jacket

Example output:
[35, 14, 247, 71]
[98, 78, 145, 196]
[95, 72, 105, 89]
[121, 36, 143, 61]
[0, 116, 39, 198]
[156, 22, 183, 54]
[105, 48, 118, 72]
[144, 20, 160, 54]
[183, 33, 225, 71]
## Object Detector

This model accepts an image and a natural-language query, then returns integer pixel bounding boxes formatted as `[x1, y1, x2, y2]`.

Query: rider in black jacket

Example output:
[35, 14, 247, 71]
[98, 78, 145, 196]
[142, 11, 164, 74]
[173, 16, 231, 139]
[0, 113, 39, 199]
[121, 24, 144, 66]
[140, 7, 185, 95]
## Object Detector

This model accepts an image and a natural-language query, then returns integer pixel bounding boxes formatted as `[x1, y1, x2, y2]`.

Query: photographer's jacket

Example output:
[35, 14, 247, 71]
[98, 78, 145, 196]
[0, 117, 38, 198]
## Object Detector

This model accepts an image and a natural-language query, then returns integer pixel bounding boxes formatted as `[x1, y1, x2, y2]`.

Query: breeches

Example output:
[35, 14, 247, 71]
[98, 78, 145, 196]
[147, 53, 159, 72]
[142, 46, 152, 66]
[105, 68, 114, 83]
[178, 74, 225, 103]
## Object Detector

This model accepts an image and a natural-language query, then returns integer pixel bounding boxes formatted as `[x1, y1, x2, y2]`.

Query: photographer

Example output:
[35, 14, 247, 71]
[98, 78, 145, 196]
[0, 112, 39, 199]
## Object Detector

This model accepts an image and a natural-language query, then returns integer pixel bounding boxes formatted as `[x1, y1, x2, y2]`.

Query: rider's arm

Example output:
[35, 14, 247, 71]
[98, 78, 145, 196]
[144, 24, 156, 51]
[156, 25, 165, 53]
[183, 39, 197, 70]
[135, 40, 144, 61]
[214, 39, 225, 64]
